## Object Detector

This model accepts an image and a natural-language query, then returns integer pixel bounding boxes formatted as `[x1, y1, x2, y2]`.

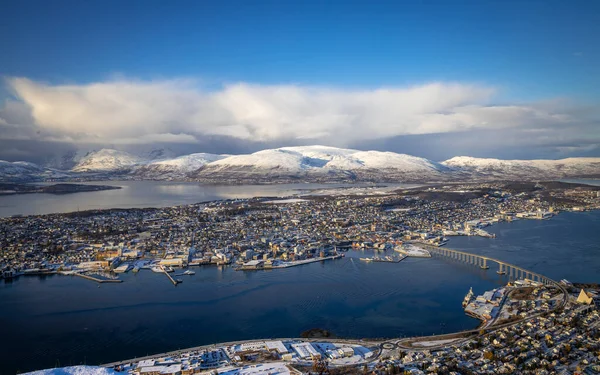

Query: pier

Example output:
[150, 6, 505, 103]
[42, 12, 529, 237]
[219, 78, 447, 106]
[74, 273, 122, 283]
[159, 266, 181, 286]
[371, 255, 407, 263]
[237, 254, 343, 271]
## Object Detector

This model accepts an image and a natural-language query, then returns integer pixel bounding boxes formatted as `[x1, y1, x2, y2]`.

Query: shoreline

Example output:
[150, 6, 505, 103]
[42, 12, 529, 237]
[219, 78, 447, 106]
[2, 178, 598, 219]
[236, 254, 343, 271]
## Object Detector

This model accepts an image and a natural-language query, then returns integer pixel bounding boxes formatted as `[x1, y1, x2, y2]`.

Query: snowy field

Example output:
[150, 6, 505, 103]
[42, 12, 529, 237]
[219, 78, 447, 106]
[301, 186, 399, 197]
[397, 244, 431, 257]
[263, 198, 309, 204]
[219, 362, 292, 375]
[412, 338, 460, 347]
[24, 366, 117, 375]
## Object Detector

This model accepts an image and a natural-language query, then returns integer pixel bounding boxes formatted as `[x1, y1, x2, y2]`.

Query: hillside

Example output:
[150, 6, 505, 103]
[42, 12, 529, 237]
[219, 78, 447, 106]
[442, 156, 600, 179]
[2, 146, 600, 183]
[194, 146, 451, 183]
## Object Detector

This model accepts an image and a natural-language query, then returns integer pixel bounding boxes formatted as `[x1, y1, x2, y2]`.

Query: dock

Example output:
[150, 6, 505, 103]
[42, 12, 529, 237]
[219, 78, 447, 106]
[74, 273, 122, 283]
[237, 254, 343, 271]
[372, 255, 408, 263]
[160, 266, 181, 286]
[360, 255, 408, 263]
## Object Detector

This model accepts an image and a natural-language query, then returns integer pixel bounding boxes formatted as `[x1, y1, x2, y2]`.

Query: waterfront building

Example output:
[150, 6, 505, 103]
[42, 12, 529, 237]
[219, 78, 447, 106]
[291, 342, 320, 360]
[577, 289, 594, 305]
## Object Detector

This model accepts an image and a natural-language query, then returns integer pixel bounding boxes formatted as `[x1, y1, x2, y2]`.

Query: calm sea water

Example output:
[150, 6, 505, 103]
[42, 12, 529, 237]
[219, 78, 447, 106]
[448, 210, 600, 282]
[1, 250, 499, 374]
[0, 181, 414, 218]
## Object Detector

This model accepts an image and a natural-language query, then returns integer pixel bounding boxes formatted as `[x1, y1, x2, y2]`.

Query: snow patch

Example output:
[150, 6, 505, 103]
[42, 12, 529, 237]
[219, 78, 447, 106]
[23, 365, 117, 375]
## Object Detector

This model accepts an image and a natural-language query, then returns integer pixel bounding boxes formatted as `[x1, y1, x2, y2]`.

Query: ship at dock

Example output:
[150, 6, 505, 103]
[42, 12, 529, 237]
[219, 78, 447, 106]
[462, 287, 474, 307]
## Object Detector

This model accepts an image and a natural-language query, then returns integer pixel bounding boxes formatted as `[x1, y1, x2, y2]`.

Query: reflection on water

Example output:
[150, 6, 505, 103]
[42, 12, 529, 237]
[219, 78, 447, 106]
[560, 178, 600, 186]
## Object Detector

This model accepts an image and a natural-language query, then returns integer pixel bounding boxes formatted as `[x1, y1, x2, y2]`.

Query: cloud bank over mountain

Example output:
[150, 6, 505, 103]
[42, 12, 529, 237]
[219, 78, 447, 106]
[1, 77, 599, 163]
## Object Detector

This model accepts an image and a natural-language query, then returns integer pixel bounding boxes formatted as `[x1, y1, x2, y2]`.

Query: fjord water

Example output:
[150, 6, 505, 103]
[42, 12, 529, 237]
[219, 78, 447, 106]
[1, 211, 599, 373]
[0, 181, 414, 217]
[448, 210, 600, 282]
[0, 251, 496, 374]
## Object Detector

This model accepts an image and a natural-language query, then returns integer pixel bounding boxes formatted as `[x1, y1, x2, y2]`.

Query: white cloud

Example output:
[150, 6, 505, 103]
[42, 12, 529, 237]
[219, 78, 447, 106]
[4, 77, 594, 148]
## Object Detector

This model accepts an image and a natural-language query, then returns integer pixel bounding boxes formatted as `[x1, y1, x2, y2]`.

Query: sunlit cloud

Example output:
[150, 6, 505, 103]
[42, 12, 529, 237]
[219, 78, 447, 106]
[6, 77, 510, 144]
[2, 77, 599, 161]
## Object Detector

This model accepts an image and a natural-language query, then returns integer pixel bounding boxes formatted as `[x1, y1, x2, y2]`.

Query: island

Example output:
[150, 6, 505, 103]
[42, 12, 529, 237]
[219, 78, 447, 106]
[0, 183, 121, 196]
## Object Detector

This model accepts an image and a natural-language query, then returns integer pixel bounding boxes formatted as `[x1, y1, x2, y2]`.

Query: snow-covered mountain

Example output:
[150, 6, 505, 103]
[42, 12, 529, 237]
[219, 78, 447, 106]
[132, 153, 227, 179]
[0, 160, 68, 182]
[72, 149, 147, 172]
[442, 156, 600, 179]
[194, 145, 450, 183]
[3, 145, 600, 183]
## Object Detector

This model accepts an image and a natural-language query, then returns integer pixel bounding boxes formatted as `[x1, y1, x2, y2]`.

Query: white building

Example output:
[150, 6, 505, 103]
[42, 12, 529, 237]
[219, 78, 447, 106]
[291, 342, 320, 359]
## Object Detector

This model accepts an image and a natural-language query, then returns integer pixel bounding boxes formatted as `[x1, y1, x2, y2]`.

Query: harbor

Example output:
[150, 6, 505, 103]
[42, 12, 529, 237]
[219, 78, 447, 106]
[237, 254, 343, 271]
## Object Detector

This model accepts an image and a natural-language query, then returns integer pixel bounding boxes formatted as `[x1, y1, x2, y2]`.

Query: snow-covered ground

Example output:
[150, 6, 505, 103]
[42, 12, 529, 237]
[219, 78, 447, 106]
[72, 149, 145, 172]
[207, 145, 448, 176]
[395, 244, 432, 257]
[4, 145, 600, 182]
[219, 363, 292, 375]
[412, 338, 460, 347]
[23, 366, 117, 375]
[146, 153, 226, 171]
[263, 198, 309, 204]
[443, 155, 600, 179]
[301, 185, 402, 197]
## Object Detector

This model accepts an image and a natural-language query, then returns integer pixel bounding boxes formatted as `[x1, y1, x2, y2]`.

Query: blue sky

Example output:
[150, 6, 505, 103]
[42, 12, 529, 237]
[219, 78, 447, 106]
[2, 0, 598, 96]
[0, 0, 599, 163]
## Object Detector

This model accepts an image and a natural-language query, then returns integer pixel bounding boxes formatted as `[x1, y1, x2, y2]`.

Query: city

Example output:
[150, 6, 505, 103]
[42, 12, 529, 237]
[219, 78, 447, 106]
[2, 181, 598, 282]
[2, 181, 600, 374]
[2, 1, 600, 373]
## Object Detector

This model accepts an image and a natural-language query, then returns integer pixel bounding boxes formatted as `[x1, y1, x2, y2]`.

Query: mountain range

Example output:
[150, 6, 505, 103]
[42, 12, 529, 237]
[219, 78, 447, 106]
[1, 145, 599, 183]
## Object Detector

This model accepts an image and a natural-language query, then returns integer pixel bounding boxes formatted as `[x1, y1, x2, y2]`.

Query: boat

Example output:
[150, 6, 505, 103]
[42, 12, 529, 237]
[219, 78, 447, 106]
[462, 287, 474, 307]
[359, 258, 373, 262]
[151, 266, 165, 273]
[175, 270, 196, 276]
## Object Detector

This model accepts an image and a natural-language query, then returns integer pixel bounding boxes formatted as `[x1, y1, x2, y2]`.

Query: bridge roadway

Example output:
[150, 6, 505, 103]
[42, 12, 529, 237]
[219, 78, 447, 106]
[418, 243, 556, 286]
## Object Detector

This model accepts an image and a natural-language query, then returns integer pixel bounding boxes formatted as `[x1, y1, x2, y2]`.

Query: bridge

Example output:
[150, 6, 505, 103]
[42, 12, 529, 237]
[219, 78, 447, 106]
[418, 244, 556, 286]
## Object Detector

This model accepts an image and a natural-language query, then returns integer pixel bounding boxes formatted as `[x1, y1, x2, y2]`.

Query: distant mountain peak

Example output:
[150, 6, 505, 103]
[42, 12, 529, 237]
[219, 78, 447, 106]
[2, 145, 600, 183]
[71, 149, 144, 172]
